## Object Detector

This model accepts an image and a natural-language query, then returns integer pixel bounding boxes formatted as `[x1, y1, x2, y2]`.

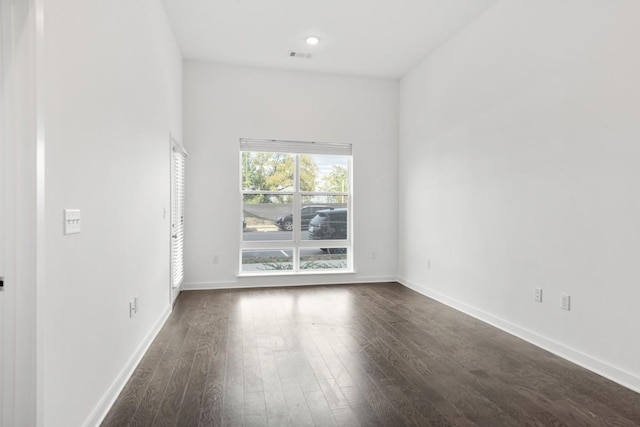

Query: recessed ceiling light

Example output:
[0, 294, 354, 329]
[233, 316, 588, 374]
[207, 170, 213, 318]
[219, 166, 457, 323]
[305, 36, 320, 46]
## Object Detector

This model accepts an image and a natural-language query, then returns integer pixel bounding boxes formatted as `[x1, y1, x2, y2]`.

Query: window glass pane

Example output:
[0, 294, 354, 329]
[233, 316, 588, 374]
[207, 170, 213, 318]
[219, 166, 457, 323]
[297, 202, 333, 232]
[300, 154, 349, 193]
[299, 196, 348, 238]
[242, 248, 293, 272]
[300, 248, 348, 270]
[242, 152, 294, 192]
[243, 195, 292, 241]
[304, 203, 348, 242]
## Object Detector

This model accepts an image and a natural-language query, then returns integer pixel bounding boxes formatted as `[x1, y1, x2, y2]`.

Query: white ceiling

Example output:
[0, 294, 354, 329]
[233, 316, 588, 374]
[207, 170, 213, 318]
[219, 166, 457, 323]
[162, 0, 498, 79]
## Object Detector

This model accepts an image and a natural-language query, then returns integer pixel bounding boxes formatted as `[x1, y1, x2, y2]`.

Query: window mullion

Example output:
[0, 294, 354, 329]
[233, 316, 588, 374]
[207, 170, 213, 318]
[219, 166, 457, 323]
[293, 154, 301, 271]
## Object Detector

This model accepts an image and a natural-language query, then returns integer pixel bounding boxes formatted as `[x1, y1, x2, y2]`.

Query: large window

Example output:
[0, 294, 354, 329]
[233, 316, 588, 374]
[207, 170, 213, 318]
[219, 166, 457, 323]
[240, 139, 352, 274]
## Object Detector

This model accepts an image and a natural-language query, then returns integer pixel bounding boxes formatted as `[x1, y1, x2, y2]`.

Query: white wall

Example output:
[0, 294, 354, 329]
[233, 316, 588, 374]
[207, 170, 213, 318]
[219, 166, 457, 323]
[1, 0, 40, 425]
[399, 0, 640, 391]
[42, 0, 182, 425]
[183, 62, 398, 288]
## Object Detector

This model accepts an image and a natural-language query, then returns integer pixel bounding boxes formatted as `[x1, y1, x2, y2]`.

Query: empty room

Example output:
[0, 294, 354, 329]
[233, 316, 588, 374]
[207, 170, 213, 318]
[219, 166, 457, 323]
[2, 0, 640, 426]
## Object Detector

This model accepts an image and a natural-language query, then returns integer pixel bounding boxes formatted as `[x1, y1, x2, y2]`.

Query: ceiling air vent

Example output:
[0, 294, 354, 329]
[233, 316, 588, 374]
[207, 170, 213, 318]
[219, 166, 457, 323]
[289, 51, 312, 59]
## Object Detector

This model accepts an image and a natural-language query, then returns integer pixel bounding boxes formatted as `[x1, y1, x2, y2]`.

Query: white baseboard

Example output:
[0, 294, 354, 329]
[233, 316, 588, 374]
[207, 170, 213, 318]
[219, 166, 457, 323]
[183, 275, 397, 291]
[83, 305, 172, 427]
[183, 280, 238, 290]
[397, 277, 640, 394]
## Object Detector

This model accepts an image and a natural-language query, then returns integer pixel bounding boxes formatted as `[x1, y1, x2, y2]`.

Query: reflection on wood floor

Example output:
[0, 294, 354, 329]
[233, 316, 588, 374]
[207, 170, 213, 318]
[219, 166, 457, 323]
[102, 282, 640, 426]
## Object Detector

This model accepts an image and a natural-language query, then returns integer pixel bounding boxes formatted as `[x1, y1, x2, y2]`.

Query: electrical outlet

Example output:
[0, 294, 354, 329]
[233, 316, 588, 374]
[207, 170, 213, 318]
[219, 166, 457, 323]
[129, 300, 136, 318]
[212, 254, 219, 264]
[561, 294, 571, 311]
[534, 288, 543, 303]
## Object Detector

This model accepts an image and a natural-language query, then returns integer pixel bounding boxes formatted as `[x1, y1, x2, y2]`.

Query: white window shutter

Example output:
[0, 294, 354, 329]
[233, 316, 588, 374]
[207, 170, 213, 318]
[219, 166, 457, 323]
[171, 147, 186, 288]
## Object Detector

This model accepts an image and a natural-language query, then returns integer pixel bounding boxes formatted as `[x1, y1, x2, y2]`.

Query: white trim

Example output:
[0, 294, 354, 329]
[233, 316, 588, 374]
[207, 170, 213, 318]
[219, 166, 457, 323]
[182, 276, 397, 291]
[84, 305, 172, 427]
[397, 277, 640, 394]
[0, 5, 6, 426]
[1, 2, 42, 425]
[237, 269, 355, 278]
[171, 134, 188, 157]
[35, 0, 46, 423]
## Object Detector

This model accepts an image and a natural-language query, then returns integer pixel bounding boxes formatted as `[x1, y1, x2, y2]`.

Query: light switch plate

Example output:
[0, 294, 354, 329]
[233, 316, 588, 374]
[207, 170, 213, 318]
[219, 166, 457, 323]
[64, 209, 81, 235]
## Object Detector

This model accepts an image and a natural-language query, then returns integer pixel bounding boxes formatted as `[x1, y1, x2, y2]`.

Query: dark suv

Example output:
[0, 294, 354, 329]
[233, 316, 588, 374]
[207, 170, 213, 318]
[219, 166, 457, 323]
[275, 205, 334, 231]
[308, 208, 348, 246]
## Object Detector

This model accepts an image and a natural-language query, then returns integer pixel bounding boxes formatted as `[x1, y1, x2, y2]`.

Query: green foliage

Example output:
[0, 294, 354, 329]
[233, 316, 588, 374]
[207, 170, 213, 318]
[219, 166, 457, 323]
[245, 255, 290, 265]
[242, 152, 318, 203]
[300, 260, 347, 270]
[257, 261, 293, 271]
[242, 152, 292, 203]
[300, 155, 319, 191]
[321, 165, 348, 203]
[257, 260, 347, 271]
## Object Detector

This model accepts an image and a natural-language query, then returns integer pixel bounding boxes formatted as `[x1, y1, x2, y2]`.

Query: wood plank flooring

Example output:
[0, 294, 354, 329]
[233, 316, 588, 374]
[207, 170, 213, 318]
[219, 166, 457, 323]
[102, 283, 640, 426]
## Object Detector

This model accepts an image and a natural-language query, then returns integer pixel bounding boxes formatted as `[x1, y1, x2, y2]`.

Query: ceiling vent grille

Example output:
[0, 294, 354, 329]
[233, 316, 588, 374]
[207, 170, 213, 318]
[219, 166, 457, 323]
[289, 51, 312, 59]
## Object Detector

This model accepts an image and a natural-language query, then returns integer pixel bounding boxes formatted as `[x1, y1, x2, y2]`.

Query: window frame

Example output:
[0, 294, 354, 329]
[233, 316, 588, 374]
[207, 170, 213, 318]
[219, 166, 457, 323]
[239, 139, 353, 275]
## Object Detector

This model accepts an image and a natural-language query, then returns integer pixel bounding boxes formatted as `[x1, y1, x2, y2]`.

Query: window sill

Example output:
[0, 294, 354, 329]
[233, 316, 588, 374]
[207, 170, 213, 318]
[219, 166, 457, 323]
[237, 269, 356, 278]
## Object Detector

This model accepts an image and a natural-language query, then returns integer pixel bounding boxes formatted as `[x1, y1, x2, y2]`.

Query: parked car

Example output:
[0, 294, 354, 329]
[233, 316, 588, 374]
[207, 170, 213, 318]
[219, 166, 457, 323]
[308, 208, 348, 254]
[275, 205, 334, 231]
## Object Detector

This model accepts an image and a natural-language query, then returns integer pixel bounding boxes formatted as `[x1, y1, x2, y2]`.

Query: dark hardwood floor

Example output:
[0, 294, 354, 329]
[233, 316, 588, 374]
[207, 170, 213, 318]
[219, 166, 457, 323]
[102, 283, 640, 426]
